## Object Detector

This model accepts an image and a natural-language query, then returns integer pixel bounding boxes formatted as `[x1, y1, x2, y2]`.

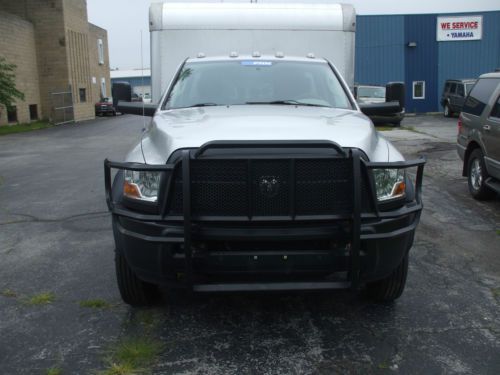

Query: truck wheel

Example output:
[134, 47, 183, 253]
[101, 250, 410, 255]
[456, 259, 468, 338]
[467, 149, 495, 200]
[365, 254, 408, 302]
[444, 104, 452, 117]
[115, 250, 159, 306]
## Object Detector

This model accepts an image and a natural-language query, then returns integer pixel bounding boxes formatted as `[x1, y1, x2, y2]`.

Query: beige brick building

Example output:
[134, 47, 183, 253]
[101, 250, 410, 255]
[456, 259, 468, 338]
[0, 0, 110, 125]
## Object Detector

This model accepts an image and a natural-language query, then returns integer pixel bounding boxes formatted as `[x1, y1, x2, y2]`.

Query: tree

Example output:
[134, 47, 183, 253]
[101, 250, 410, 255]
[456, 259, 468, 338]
[0, 57, 25, 116]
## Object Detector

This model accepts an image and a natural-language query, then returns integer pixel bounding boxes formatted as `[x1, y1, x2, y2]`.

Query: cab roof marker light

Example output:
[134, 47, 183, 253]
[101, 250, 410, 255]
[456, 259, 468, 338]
[197, 52, 205, 58]
[275, 51, 284, 58]
[307, 53, 315, 59]
[229, 51, 238, 58]
[252, 51, 261, 58]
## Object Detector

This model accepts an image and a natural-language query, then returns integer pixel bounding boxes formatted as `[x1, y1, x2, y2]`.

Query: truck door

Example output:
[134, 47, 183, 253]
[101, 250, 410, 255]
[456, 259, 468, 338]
[483, 89, 500, 178]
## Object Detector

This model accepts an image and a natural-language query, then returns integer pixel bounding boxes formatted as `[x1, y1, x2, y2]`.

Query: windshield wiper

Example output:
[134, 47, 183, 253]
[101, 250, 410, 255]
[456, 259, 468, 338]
[245, 100, 330, 108]
[186, 103, 219, 108]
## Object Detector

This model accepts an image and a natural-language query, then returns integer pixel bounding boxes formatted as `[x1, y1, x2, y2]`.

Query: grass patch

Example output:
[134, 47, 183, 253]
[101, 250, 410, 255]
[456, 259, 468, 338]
[135, 310, 161, 328]
[491, 288, 500, 299]
[26, 292, 55, 305]
[1, 289, 17, 298]
[378, 361, 390, 369]
[46, 367, 62, 375]
[79, 299, 112, 309]
[375, 126, 394, 132]
[496, 229, 500, 236]
[101, 336, 163, 375]
[0, 120, 53, 136]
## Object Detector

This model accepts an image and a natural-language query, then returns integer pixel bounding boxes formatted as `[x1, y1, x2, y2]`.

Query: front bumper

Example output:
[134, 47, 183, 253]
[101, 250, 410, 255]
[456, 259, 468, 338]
[105, 141, 425, 292]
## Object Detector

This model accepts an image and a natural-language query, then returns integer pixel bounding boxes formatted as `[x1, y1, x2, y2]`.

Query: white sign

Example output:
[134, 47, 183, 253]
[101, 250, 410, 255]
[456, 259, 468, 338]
[437, 16, 482, 41]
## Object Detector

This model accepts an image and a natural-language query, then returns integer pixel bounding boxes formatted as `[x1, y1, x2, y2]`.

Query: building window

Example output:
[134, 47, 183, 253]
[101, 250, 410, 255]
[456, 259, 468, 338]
[79, 88, 87, 103]
[29, 104, 38, 120]
[100, 78, 107, 98]
[413, 81, 425, 100]
[98, 39, 104, 65]
[7, 106, 17, 123]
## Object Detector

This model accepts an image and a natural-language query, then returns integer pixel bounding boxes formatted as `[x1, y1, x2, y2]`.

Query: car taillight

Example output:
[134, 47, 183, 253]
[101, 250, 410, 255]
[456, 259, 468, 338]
[457, 115, 463, 134]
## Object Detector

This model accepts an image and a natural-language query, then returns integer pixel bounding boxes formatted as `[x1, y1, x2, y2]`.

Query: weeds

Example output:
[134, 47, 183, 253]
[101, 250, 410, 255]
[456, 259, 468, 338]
[25, 292, 55, 305]
[1, 289, 17, 298]
[79, 299, 112, 309]
[46, 367, 62, 375]
[0, 121, 53, 136]
[100, 336, 163, 375]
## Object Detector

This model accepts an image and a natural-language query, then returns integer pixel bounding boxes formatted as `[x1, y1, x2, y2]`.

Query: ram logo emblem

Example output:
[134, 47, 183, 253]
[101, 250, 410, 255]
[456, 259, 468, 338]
[258, 176, 281, 198]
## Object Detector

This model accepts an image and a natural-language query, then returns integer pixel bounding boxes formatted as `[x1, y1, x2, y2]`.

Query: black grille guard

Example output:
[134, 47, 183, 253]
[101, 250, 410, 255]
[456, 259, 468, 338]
[104, 140, 426, 289]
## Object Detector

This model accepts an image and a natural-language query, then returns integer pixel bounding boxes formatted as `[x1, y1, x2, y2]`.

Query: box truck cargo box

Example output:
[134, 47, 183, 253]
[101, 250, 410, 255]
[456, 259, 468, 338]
[149, 2, 356, 102]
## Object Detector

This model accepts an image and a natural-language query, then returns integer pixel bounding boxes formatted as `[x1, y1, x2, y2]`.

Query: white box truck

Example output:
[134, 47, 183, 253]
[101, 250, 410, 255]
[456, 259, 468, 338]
[107, 1, 423, 307]
[149, 2, 356, 102]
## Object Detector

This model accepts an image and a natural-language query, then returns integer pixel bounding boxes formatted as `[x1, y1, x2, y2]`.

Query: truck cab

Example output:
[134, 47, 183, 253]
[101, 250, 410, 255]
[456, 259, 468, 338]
[105, 55, 425, 305]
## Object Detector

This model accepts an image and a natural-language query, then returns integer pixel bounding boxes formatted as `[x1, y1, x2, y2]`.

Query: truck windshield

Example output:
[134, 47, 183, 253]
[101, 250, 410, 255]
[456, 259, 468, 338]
[164, 60, 353, 110]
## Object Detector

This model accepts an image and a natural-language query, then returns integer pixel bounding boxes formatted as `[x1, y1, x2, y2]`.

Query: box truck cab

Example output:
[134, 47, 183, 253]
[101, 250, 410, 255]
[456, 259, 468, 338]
[107, 3, 424, 306]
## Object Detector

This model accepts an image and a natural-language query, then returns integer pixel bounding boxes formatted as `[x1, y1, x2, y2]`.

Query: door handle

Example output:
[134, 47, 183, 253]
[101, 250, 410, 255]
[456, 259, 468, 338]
[483, 125, 491, 131]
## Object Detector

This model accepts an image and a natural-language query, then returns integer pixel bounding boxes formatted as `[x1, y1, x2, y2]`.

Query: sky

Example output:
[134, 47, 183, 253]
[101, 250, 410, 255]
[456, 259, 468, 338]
[87, 0, 500, 70]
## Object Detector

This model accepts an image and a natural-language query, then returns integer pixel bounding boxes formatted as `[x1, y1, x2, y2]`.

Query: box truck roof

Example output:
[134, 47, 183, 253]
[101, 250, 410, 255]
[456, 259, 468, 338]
[149, 3, 356, 102]
[149, 3, 355, 32]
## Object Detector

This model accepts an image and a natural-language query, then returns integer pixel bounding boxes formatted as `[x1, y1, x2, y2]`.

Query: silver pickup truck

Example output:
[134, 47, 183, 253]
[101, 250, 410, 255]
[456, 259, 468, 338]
[105, 55, 425, 306]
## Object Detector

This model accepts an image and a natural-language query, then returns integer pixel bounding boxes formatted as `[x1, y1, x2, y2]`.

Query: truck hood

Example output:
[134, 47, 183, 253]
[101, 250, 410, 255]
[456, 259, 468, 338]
[136, 105, 399, 164]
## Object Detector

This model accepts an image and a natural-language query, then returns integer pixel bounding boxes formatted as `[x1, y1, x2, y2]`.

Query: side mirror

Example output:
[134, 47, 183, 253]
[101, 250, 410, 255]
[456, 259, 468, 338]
[111, 82, 132, 107]
[385, 82, 405, 109]
[117, 101, 157, 117]
[359, 102, 402, 117]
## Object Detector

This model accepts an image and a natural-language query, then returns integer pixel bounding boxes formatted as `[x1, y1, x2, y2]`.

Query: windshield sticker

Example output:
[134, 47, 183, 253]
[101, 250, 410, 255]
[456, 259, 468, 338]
[241, 61, 273, 66]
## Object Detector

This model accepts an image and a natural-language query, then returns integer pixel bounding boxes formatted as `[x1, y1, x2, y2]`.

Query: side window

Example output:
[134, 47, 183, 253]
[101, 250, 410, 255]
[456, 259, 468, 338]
[490, 95, 500, 119]
[457, 84, 465, 97]
[412, 81, 425, 100]
[450, 83, 457, 94]
[79, 88, 86, 103]
[98, 39, 104, 65]
[444, 82, 451, 93]
[463, 78, 499, 116]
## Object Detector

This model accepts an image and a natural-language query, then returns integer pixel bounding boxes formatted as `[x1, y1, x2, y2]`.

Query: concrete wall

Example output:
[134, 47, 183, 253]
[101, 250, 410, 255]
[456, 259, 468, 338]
[63, 0, 93, 121]
[0, 0, 110, 124]
[0, 0, 72, 121]
[0, 11, 42, 125]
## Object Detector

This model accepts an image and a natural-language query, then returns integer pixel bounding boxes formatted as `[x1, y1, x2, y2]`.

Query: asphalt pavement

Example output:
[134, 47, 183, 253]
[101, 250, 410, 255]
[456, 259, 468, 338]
[1, 114, 499, 374]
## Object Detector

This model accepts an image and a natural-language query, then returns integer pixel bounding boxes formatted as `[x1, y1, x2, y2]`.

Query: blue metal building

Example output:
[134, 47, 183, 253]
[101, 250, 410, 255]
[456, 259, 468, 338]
[355, 11, 500, 113]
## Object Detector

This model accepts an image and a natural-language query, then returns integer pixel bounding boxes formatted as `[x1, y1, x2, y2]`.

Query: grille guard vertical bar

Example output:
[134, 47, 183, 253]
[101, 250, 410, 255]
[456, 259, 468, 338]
[182, 150, 194, 286]
[350, 150, 362, 288]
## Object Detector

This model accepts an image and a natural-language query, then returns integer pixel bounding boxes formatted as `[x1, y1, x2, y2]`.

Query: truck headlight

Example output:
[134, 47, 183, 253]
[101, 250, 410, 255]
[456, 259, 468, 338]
[373, 168, 406, 201]
[123, 170, 161, 203]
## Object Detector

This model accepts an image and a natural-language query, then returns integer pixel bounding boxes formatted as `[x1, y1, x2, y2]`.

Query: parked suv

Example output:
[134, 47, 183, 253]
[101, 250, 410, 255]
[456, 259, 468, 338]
[457, 72, 500, 199]
[441, 79, 476, 117]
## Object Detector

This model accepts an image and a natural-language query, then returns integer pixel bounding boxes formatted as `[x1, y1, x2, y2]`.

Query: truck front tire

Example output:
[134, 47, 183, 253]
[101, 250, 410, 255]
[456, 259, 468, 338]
[115, 250, 159, 306]
[365, 254, 408, 302]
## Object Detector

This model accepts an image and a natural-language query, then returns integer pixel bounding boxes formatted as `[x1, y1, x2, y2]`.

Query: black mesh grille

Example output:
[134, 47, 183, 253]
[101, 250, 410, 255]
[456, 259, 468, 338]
[167, 156, 371, 218]
[295, 159, 353, 215]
